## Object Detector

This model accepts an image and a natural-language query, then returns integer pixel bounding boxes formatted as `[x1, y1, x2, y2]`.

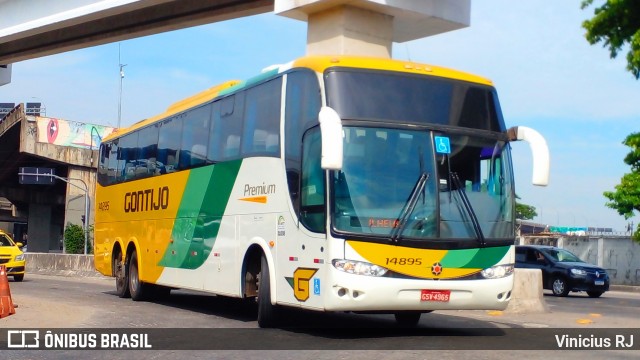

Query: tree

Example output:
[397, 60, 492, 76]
[604, 132, 640, 242]
[63, 223, 93, 254]
[63, 223, 85, 254]
[515, 195, 538, 220]
[581, 0, 640, 79]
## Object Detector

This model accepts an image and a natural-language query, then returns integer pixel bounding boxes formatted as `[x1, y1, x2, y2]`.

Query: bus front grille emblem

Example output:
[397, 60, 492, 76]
[431, 262, 443, 276]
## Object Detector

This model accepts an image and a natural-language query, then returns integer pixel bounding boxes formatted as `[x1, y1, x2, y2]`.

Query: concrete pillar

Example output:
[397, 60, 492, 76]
[275, 0, 470, 58]
[27, 203, 54, 252]
[0, 64, 10, 86]
[307, 5, 393, 57]
[505, 268, 549, 313]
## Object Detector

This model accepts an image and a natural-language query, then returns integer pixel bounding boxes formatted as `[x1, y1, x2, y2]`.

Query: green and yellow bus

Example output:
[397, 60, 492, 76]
[94, 55, 549, 327]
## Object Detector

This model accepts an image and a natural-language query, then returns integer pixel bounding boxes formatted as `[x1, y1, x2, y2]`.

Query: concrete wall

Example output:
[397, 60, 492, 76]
[519, 235, 640, 286]
[25, 253, 101, 277]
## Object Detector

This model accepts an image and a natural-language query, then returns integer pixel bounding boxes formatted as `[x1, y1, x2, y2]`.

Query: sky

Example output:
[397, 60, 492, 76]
[1, 0, 639, 232]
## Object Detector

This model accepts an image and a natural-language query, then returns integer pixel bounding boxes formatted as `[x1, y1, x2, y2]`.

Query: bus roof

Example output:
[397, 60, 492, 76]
[291, 55, 493, 86]
[103, 55, 494, 142]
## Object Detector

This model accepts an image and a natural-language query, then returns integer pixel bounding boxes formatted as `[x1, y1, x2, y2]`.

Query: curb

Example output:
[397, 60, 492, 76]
[28, 268, 107, 278]
[610, 284, 640, 293]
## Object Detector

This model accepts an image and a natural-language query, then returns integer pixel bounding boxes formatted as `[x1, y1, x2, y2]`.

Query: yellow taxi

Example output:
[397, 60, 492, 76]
[0, 230, 25, 281]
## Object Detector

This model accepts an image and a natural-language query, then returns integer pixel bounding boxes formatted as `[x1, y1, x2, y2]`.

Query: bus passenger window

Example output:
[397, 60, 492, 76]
[242, 78, 281, 157]
[98, 143, 110, 185]
[217, 94, 244, 161]
[158, 116, 183, 173]
[180, 104, 212, 169]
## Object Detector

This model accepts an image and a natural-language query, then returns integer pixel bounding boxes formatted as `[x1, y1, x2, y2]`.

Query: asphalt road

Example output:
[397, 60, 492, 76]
[1, 274, 638, 360]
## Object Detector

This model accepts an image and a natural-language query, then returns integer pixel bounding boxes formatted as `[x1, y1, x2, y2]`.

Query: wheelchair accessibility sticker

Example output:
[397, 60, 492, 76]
[434, 136, 451, 154]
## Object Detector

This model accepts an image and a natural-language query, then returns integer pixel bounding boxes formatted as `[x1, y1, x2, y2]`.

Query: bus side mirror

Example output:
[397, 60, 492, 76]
[319, 107, 343, 170]
[508, 126, 550, 186]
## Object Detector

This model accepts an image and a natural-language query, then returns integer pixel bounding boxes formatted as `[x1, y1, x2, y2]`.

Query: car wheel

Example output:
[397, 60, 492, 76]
[587, 291, 604, 298]
[13, 274, 24, 282]
[551, 276, 570, 296]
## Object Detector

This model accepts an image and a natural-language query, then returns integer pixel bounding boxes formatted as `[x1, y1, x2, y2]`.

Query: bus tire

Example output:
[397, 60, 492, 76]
[257, 254, 278, 328]
[128, 250, 149, 301]
[394, 311, 421, 327]
[114, 252, 130, 298]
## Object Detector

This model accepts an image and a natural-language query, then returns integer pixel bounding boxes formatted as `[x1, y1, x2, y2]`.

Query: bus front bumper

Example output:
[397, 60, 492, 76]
[323, 270, 514, 312]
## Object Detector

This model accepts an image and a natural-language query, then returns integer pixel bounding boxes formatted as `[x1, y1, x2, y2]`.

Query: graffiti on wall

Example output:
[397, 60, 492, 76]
[36, 116, 115, 149]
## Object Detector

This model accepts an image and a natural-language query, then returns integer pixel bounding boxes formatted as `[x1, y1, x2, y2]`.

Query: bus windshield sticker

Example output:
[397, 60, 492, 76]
[434, 136, 451, 154]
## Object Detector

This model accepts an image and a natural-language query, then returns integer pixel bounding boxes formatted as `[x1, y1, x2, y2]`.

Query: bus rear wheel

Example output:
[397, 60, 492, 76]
[257, 254, 278, 328]
[114, 253, 130, 298]
[128, 250, 149, 301]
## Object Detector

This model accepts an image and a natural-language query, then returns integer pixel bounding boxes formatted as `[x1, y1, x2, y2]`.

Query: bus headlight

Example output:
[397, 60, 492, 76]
[332, 259, 388, 277]
[480, 264, 514, 279]
[15, 254, 25, 261]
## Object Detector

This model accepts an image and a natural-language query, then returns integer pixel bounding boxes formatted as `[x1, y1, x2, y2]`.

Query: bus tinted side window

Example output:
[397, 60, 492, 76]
[107, 139, 119, 185]
[137, 124, 159, 178]
[98, 143, 110, 185]
[300, 128, 325, 233]
[242, 78, 282, 157]
[180, 104, 212, 169]
[119, 133, 139, 181]
[217, 94, 245, 160]
[158, 115, 183, 173]
[284, 70, 321, 215]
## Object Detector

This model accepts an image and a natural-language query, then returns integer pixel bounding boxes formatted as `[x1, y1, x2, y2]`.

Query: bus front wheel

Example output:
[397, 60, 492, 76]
[257, 254, 278, 328]
[114, 253, 130, 298]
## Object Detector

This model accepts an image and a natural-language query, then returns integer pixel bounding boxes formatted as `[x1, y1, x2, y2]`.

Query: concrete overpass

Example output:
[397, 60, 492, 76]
[0, 0, 470, 253]
[0, 0, 470, 72]
[0, 104, 114, 252]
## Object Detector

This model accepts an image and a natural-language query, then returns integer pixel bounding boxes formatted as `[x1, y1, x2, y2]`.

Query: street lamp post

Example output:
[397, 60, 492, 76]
[118, 43, 126, 128]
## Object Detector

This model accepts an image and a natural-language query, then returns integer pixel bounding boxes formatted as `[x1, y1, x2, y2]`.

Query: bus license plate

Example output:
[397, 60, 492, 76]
[421, 290, 450, 302]
[594, 280, 605, 286]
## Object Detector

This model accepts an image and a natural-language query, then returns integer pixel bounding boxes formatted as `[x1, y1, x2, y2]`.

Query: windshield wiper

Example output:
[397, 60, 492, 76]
[450, 172, 486, 247]
[390, 172, 429, 243]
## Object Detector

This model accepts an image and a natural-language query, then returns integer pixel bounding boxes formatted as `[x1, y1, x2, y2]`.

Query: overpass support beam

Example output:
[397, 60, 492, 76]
[27, 203, 59, 253]
[275, 0, 471, 58]
[306, 6, 393, 58]
[0, 64, 10, 86]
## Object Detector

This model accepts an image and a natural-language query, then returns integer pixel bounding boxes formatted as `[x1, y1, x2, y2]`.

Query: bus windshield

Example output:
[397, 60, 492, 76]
[325, 69, 505, 132]
[331, 127, 515, 241]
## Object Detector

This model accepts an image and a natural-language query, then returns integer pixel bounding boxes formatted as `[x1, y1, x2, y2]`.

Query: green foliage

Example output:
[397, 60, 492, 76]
[516, 202, 538, 220]
[604, 132, 640, 242]
[64, 223, 86, 254]
[515, 194, 537, 221]
[581, 0, 640, 79]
